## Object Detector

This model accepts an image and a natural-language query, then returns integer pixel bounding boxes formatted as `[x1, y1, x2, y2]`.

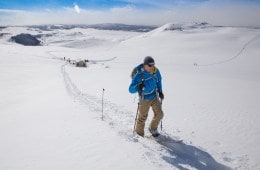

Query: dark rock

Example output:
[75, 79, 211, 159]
[10, 33, 41, 46]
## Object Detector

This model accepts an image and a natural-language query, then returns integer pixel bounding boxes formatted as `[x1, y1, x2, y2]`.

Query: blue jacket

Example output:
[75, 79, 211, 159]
[129, 64, 162, 100]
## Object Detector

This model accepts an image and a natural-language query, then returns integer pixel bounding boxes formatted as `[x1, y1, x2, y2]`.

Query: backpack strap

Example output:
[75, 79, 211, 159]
[139, 69, 144, 83]
[136, 69, 145, 99]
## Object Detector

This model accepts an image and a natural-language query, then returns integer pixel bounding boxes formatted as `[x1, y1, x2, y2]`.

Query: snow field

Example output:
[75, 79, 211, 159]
[1, 24, 260, 169]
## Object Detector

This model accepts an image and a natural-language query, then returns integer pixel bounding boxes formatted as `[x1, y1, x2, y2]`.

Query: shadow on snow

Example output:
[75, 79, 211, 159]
[156, 136, 231, 170]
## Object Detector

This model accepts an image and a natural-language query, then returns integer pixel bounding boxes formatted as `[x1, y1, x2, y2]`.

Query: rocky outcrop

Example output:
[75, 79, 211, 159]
[10, 34, 41, 46]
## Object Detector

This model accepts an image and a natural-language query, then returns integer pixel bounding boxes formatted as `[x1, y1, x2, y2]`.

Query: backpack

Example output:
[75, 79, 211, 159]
[130, 67, 138, 78]
[130, 66, 144, 81]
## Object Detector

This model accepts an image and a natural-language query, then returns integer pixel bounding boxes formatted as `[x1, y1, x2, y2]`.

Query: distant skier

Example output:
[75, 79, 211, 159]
[129, 56, 164, 137]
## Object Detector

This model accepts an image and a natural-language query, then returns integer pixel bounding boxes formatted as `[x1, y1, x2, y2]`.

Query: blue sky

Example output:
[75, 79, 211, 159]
[1, 0, 259, 10]
[0, 0, 260, 26]
[0, 0, 129, 9]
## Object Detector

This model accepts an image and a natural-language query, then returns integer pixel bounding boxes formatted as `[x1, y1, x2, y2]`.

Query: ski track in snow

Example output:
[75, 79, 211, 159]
[197, 34, 260, 66]
[60, 63, 233, 170]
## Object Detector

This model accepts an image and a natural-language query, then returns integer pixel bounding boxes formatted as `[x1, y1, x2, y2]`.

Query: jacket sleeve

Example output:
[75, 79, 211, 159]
[129, 73, 142, 94]
[156, 70, 163, 92]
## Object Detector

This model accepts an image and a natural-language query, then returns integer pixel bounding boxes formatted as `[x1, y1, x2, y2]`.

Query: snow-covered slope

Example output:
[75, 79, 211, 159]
[0, 24, 260, 170]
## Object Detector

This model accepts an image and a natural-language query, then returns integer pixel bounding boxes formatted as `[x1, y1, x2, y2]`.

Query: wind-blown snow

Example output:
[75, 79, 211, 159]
[0, 23, 260, 170]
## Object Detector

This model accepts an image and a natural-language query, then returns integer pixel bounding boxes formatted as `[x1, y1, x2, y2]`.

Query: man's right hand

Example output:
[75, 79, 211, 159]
[138, 83, 145, 94]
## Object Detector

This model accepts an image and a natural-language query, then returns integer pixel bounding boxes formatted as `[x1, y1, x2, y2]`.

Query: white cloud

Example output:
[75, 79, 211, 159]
[73, 3, 80, 14]
[0, 2, 260, 27]
[110, 5, 136, 13]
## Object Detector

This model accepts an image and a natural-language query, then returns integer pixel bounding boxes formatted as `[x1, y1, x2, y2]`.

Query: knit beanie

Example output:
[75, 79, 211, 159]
[143, 56, 155, 65]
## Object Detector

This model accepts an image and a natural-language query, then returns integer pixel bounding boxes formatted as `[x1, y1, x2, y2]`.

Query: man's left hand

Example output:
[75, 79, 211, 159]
[159, 92, 164, 100]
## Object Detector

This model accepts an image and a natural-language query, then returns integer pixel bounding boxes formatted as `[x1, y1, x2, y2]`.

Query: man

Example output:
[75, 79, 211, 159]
[129, 56, 164, 137]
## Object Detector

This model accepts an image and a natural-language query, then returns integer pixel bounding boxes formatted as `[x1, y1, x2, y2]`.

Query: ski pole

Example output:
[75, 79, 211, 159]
[160, 120, 163, 131]
[133, 94, 142, 135]
[160, 99, 163, 131]
[102, 88, 105, 120]
[133, 101, 140, 135]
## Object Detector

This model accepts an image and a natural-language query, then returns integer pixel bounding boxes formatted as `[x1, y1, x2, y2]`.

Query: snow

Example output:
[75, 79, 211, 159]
[0, 24, 260, 170]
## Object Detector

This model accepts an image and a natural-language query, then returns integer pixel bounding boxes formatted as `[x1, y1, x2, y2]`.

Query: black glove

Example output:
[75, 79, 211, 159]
[159, 92, 164, 100]
[138, 83, 145, 94]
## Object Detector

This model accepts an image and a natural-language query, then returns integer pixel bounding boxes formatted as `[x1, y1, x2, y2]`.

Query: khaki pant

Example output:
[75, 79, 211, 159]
[135, 97, 164, 136]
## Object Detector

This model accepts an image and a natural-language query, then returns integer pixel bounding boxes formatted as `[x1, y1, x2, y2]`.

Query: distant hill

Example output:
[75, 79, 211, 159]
[29, 24, 157, 32]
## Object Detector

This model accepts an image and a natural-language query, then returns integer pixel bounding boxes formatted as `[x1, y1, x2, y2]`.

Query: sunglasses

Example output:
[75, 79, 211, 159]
[147, 63, 155, 67]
